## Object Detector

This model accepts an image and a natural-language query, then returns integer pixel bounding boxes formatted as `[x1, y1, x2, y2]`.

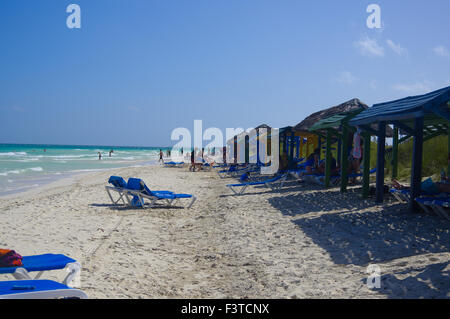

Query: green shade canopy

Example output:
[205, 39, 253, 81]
[309, 110, 363, 132]
[349, 86, 450, 126]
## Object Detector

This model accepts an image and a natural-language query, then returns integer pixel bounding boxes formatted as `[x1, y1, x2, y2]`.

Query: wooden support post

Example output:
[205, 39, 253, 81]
[325, 129, 332, 187]
[392, 126, 399, 179]
[318, 137, 322, 160]
[375, 122, 386, 203]
[409, 117, 424, 213]
[337, 138, 342, 167]
[289, 132, 295, 161]
[245, 136, 249, 164]
[362, 131, 371, 198]
[299, 138, 303, 159]
[340, 126, 349, 193]
[233, 135, 238, 164]
[448, 126, 450, 176]
[256, 130, 260, 165]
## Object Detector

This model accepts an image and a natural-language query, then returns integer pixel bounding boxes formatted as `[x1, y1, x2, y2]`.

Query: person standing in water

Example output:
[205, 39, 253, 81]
[159, 149, 164, 164]
[109, 149, 114, 157]
[98, 152, 102, 160]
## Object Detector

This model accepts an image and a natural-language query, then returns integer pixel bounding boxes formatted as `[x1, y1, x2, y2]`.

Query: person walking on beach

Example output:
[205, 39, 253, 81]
[98, 152, 102, 160]
[190, 149, 195, 171]
[159, 149, 164, 164]
[223, 146, 227, 164]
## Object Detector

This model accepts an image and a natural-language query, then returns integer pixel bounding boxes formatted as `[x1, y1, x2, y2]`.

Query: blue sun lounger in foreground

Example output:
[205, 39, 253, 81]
[126, 178, 197, 208]
[0, 254, 81, 286]
[226, 174, 288, 195]
[0, 280, 87, 299]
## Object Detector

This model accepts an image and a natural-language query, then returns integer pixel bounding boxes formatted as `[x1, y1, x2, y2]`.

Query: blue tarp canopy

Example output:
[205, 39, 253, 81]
[349, 86, 450, 126]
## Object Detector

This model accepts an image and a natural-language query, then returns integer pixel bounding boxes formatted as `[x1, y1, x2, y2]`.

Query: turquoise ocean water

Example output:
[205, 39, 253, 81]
[0, 144, 171, 196]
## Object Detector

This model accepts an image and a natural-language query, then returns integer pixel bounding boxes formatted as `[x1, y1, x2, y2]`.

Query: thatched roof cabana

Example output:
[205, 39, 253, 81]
[255, 123, 271, 130]
[294, 98, 368, 132]
[294, 98, 393, 136]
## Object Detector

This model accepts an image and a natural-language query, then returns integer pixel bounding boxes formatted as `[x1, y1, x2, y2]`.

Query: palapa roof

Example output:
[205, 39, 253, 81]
[296, 98, 393, 137]
[227, 123, 272, 144]
[294, 98, 368, 132]
[255, 123, 271, 130]
[309, 110, 364, 132]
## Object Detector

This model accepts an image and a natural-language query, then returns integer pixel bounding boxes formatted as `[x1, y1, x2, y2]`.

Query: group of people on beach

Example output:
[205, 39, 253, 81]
[97, 149, 114, 160]
[158, 146, 224, 172]
[292, 130, 364, 182]
[189, 147, 219, 172]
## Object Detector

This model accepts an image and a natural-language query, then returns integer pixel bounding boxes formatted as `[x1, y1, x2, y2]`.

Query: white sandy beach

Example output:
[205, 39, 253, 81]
[0, 165, 449, 299]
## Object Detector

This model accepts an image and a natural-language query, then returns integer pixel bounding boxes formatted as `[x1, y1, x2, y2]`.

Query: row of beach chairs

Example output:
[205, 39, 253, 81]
[218, 163, 449, 220]
[390, 188, 450, 220]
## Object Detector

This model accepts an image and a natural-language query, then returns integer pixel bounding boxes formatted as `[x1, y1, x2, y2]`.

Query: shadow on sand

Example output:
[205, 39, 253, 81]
[290, 205, 450, 266]
[89, 203, 184, 210]
[364, 261, 450, 298]
[268, 188, 450, 298]
[268, 187, 377, 216]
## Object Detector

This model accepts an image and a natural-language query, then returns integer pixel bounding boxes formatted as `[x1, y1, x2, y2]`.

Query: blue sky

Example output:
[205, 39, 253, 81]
[0, 0, 449, 147]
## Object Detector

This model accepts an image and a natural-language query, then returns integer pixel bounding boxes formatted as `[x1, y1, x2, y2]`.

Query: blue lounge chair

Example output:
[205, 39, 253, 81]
[201, 160, 213, 171]
[415, 197, 450, 220]
[126, 178, 197, 208]
[390, 180, 449, 203]
[304, 168, 377, 186]
[226, 173, 288, 195]
[0, 280, 87, 299]
[0, 254, 81, 286]
[390, 188, 412, 203]
[105, 176, 130, 205]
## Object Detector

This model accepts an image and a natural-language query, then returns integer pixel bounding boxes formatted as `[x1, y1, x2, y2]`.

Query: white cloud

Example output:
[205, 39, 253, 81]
[335, 71, 358, 85]
[354, 36, 385, 57]
[386, 39, 408, 57]
[433, 45, 450, 57]
[392, 81, 434, 95]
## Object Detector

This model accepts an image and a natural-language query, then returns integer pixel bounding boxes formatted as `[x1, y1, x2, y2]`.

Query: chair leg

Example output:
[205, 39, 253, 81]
[187, 196, 197, 209]
[227, 185, 239, 195]
[105, 187, 115, 204]
[239, 185, 248, 195]
[416, 202, 433, 215]
[11, 268, 32, 281]
[434, 206, 450, 220]
[63, 262, 82, 287]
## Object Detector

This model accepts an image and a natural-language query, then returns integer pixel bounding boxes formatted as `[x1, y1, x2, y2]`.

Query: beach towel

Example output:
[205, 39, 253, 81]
[131, 196, 144, 207]
[240, 172, 249, 182]
[421, 178, 440, 195]
[0, 249, 23, 267]
[352, 130, 362, 159]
